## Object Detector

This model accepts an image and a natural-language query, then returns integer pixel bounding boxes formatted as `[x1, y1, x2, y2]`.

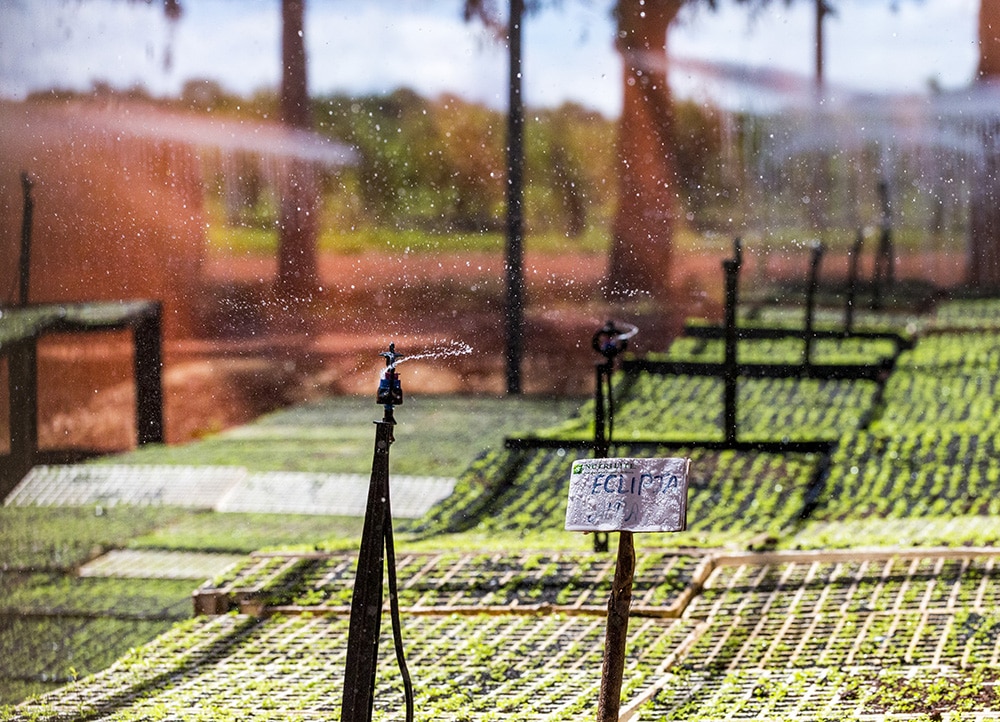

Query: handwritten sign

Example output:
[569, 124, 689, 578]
[564, 457, 690, 533]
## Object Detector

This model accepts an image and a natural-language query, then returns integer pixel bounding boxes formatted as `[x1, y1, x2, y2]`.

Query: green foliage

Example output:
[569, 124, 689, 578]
[13, 299, 1000, 717]
[105, 395, 585, 477]
[0, 506, 185, 571]
[315, 91, 723, 238]
[128, 512, 365, 554]
[656, 335, 897, 366]
[534, 373, 877, 443]
[0, 615, 175, 705]
[414, 444, 819, 547]
[198, 550, 703, 612]
[0, 574, 192, 619]
[932, 297, 1000, 330]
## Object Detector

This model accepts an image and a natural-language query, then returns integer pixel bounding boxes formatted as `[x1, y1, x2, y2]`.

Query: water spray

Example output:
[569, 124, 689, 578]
[591, 320, 638, 553]
[341, 343, 414, 722]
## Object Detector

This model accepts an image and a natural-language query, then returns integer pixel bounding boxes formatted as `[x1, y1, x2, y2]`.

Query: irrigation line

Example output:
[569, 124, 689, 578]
[385, 507, 415, 722]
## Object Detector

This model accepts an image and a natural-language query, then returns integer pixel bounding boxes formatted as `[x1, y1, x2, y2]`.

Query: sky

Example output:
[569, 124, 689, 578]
[0, 0, 982, 117]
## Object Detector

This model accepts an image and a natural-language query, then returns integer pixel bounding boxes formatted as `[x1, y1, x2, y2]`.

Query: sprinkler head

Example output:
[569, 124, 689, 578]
[377, 343, 404, 407]
[592, 320, 636, 361]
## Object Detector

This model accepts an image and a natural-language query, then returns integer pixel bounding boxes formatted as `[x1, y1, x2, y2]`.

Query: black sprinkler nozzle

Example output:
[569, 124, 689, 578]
[592, 320, 637, 361]
[377, 343, 404, 407]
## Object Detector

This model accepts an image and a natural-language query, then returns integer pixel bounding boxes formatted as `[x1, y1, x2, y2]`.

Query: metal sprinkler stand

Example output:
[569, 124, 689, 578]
[340, 344, 414, 722]
[591, 320, 637, 553]
[591, 319, 639, 722]
[722, 239, 742, 447]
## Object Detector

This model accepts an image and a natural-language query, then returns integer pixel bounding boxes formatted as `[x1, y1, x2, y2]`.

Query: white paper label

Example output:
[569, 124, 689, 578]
[564, 457, 690, 533]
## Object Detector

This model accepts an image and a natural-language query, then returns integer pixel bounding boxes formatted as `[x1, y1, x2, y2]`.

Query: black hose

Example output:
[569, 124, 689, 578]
[384, 505, 414, 722]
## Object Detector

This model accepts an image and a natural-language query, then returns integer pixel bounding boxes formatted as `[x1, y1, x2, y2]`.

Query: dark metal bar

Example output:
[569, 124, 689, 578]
[681, 323, 911, 352]
[593, 359, 611, 553]
[803, 241, 825, 366]
[133, 302, 164, 445]
[621, 357, 892, 381]
[845, 228, 863, 333]
[722, 247, 741, 446]
[594, 361, 610, 460]
[504, 0, 525, 395]
[590, 320, 636, 553]
[872, 179, 893, 310]
[18, 172, 34, 307]
[504, 436, 833, 455]
[8, 342, 37, 486]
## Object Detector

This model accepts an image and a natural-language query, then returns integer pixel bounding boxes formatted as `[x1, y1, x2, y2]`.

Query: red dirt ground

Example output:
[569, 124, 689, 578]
[25, 244, 965, 455]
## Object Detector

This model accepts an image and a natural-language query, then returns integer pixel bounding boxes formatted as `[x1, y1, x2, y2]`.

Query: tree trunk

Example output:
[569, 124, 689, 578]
[604, 0, 682, 300]
[277, 0, 319, 299]
[969, 0, 1000, 288]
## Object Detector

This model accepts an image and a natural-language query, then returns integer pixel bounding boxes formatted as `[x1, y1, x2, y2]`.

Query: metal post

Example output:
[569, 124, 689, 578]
[596, 529, 635, 722]
[872, 179, 892, 310]
[341, 345, 411, 722]
[8, 341, 37, 484]
[340, 414, 392, 722]
[18, 171, 34, 307]
[590, 321, 637, 553]
[133, 302, 164, 445]
[845, 229, 863, 333]
[722, 248, 740, 446]
[505, 0, 525, 395]
[592, 359, 611, 553]
[804, 241, 824, 366]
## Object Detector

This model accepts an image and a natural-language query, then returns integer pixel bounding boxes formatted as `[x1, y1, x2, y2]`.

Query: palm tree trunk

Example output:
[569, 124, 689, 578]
[969, 0, 1000, 288]
[604, 0, 682, 300]
[277, 0, 319, 299]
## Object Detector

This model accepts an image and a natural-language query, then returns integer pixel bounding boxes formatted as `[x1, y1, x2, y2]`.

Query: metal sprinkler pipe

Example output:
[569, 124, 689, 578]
[18, 171, 34, 307]
[804, 240, 825, 366]
[722, 240, 742, 447]
[590, 320, 638, 553]
[340, 344, 414, 722]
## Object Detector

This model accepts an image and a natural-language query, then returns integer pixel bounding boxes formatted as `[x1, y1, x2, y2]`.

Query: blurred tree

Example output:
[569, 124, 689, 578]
[466, 1, 963, 300]
[462, 0, 779, 300]
[605, 0, 683, 299]
[970, 0, 1000, 287]
[276, 0, 320, 300]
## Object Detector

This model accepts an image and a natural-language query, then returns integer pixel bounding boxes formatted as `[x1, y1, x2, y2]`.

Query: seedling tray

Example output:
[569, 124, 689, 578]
[193, 550, 712, 618]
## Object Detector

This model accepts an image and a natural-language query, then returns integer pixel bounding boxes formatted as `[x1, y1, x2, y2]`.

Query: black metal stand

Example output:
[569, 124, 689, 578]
[722, 239, 742, 446]
[18, 171, 33, 307]
[872, 179, 894, 310]
[340, 345, 413, 722]
[591, 321, 637, 553]
[592, 357, 613, 554]
[803, 241, 825, 366]
[845, 229, 863, 333]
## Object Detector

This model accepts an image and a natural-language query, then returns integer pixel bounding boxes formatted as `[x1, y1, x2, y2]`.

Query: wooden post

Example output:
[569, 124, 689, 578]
[596, 530, 636, 721]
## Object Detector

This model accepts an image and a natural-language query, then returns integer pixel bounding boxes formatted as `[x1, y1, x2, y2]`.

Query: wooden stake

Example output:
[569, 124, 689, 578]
[596, 530, 636, 722]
